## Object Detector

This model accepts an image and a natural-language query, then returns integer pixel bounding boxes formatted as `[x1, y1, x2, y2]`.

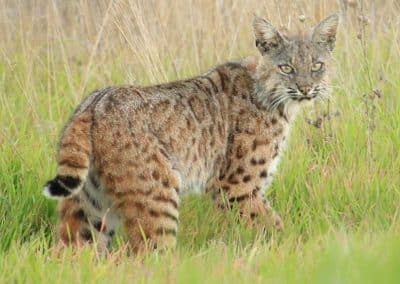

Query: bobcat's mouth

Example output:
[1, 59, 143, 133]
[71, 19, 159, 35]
[288, 85, 325, 103]
[265, 84, 326, 111]
[292, 94, 317, 102]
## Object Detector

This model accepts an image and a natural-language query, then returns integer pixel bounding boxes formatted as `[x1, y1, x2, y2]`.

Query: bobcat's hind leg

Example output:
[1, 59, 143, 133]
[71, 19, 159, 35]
[92, 112, 181, 253]
[112, 179, 180, 254]
[57, 197, 115, 253]
[109, 183, 179, 253]
[102, 160, 181, 254]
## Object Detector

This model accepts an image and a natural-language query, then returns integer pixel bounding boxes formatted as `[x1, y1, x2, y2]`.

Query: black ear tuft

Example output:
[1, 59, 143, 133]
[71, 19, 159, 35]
[253, 16, 285, 56]
[312, 13, 339, 52]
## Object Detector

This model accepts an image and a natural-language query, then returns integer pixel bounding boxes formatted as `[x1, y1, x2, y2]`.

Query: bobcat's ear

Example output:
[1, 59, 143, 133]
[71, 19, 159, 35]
[253, 16, 285, 56]
[312, 13, 339, 52]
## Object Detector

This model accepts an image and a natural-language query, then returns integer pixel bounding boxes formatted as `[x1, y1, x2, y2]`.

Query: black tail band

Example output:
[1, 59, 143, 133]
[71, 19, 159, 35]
[44, 175, 81, 197]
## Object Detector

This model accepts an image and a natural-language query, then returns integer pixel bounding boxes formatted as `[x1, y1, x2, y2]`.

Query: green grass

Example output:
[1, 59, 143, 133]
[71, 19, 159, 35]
[1, 1, 400, 282]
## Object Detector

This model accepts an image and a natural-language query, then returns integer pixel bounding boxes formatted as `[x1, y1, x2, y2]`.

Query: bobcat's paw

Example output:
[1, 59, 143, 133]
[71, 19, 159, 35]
[241, 205, 284, 232]
[268, 210, 284, 231]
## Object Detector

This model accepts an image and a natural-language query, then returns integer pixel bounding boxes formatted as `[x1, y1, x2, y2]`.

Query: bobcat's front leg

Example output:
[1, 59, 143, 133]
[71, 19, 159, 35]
[213, 125, 287, 231]
[236, 191, 283, 230]
[214, 182, 283, 231]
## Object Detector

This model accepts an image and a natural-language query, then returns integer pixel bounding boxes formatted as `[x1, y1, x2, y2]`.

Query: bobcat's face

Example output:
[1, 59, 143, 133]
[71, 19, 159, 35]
[253, 14, 339, 110]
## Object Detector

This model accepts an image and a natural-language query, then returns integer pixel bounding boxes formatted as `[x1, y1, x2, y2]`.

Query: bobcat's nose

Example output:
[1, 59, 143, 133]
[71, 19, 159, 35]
[297, 85, 312, 95]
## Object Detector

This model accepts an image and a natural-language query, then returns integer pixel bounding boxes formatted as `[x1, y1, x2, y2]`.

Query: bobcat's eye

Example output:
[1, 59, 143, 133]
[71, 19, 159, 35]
[279, 65, 294, 74]
[311, 62, 323, 72]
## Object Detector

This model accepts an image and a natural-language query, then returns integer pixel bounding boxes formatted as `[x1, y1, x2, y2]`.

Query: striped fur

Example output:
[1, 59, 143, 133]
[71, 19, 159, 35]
[44, 15, 338, 253]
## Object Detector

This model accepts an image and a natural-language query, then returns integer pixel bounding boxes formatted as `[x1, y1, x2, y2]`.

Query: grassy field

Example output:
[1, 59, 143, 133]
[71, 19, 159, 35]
[1, 0, 399, 283]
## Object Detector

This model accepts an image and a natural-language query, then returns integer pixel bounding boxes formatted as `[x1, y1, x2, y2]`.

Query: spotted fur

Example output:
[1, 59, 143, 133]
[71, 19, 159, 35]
[43, 14, 339, 253]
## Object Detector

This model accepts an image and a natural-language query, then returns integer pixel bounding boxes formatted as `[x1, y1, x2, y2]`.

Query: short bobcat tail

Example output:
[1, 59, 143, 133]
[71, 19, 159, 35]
[43, 109, 92, 200]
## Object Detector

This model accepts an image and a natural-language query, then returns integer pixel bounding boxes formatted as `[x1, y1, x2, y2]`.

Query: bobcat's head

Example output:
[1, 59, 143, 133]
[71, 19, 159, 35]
[252, 14, 339, 115]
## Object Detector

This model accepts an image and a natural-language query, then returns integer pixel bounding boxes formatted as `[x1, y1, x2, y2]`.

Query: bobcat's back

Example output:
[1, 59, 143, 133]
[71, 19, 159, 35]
[87, 61, 255, 196]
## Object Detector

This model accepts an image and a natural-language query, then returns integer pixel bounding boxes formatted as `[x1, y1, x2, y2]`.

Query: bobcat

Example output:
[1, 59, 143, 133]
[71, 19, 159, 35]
[44, 14, 339, 253]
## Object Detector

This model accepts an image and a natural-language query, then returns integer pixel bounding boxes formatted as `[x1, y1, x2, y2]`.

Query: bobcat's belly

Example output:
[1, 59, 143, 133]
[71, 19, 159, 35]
[173, 163, 217, 196]
[171, 151, 224, 196]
